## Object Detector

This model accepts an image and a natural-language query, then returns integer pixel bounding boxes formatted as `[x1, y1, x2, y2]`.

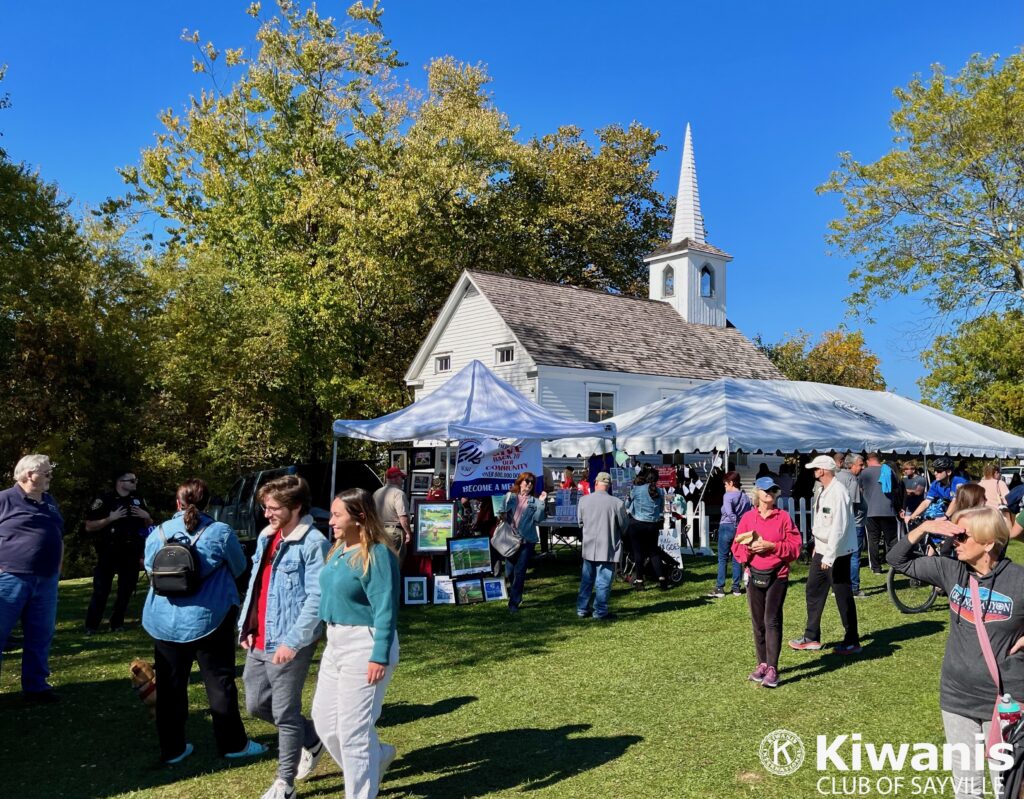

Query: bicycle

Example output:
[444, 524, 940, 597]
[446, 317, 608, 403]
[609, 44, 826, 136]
[886, 520, 948, 614]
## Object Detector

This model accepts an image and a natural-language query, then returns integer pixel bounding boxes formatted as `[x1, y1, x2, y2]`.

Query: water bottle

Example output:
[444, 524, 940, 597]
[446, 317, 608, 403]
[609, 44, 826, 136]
[998, 694, 1022, 734]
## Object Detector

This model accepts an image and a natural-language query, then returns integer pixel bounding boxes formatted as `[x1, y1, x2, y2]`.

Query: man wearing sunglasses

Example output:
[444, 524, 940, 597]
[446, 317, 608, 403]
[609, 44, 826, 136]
[84, 470, 152, 633]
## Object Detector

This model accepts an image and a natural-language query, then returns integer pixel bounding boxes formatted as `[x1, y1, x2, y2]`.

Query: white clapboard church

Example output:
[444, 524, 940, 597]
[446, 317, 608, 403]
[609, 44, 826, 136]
[405, 124, 781, 427]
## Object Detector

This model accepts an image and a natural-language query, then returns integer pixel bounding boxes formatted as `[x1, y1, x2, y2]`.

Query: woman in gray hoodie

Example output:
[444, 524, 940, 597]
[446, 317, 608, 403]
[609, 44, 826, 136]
[888, 506, 1024, 799]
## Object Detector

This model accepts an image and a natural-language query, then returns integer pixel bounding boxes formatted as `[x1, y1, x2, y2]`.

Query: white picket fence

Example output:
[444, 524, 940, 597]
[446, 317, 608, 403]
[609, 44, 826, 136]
[664, 497, 813, 556]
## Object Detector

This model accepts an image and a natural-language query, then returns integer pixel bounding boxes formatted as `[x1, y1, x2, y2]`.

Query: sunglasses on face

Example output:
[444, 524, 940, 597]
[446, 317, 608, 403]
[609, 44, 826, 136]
[952, 531, 970, 544]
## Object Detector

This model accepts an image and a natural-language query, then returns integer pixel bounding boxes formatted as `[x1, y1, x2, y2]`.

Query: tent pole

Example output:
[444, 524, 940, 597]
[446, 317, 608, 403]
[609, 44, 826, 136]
[331, 437, 338, 499]
[445, 440, 451, 489]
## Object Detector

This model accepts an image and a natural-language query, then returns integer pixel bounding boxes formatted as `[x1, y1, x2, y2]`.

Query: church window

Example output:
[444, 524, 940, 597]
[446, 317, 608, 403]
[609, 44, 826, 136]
[700, 265, 715, 298]
[663, 266, 675, 298]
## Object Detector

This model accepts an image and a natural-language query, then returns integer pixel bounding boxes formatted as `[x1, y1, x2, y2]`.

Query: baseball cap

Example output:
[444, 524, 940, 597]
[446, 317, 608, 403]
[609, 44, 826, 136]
[754, 476, 780, 491]
[386, 466, 406, 479]
[805, 455, 838, 472]
[594, 472, 612, 484]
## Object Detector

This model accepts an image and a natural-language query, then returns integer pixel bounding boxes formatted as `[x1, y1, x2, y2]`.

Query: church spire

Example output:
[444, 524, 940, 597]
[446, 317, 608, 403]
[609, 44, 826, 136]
[670, 123, 706, 244]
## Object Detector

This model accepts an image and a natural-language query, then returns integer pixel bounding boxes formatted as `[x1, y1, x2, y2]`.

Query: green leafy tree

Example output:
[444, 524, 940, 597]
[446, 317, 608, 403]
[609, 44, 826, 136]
[123, 1, 669, 478]
[756, 329, 886, 390]
[821, 53, 1024, 315]
[920, 310, 1024, 435]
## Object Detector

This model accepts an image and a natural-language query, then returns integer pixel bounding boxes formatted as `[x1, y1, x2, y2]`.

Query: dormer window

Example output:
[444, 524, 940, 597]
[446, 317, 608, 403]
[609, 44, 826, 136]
[663, 265, 675, 298]
[700, 265, 715, 298]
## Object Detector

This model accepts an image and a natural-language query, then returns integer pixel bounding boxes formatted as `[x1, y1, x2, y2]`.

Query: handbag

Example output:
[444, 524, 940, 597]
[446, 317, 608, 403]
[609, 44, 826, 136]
[747, 564, 780, 589]
[491, 519, 522, 559]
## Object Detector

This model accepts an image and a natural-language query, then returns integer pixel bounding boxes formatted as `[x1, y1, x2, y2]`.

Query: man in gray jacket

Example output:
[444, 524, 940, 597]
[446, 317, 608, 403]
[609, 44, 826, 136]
[576, 472, 629, 621]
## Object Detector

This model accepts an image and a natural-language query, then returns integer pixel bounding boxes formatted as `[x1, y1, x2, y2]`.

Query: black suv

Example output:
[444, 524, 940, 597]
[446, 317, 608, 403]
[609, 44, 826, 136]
[211, 461, 382, 552]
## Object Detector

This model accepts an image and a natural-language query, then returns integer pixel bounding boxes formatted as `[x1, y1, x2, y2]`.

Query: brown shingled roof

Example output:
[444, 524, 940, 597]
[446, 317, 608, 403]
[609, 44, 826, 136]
[467, 270, 782, 381]
[645, 237, 732, 259]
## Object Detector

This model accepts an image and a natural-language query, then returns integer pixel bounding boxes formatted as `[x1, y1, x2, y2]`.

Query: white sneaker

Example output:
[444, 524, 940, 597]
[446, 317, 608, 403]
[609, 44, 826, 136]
[379, 742, 397, 782]
[295, 741, 324, 781]
[260, 778, 295, 799]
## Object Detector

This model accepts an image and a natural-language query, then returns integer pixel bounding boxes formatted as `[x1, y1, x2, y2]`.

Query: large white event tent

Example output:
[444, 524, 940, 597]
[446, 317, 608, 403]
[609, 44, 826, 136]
[331, 360, 616, 488]
[545, 378, 1024, 461]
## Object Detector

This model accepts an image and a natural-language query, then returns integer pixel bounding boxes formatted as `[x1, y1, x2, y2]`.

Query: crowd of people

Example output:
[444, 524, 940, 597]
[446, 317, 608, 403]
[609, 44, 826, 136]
[4, 450, 1024, 799]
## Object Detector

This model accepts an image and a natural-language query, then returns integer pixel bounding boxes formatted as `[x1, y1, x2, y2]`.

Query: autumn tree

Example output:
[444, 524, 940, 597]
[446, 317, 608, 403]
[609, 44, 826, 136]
[821, 53, 1024, 316]
[756, 329, 886, 390]
[920, 311, 1024, 435]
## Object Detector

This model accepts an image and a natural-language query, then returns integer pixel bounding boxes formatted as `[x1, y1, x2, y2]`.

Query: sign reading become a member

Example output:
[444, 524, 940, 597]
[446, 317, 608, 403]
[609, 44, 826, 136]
[451, 439, 543, 498]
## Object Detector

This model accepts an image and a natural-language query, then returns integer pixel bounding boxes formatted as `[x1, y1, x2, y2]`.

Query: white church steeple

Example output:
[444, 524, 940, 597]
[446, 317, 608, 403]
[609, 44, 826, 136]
[644, 123, 732, 327]
[671, 123, 706, 244]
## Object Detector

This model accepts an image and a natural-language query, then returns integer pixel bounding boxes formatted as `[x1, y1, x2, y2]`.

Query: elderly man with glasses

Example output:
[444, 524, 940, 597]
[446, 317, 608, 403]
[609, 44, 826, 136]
[0, 454, 65, 702]
[84, 469, 152, 633]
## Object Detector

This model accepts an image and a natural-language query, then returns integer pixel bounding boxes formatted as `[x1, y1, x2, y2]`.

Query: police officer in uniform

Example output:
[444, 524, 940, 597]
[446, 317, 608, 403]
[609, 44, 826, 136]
[84, 470, 152, 633]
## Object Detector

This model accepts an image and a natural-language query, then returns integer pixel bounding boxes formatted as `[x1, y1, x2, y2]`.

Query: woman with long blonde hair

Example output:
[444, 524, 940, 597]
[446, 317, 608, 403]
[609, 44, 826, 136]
[312, 488, 400, 798]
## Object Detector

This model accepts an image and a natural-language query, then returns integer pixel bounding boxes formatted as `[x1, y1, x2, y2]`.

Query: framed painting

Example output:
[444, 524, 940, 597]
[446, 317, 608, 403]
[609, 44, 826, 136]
[482, 577, 508, 602]
[448, 536, 493, 578]
[389, 450, 408, 474]
[433, 575, 455, 605]
[454, 578, 485, 605]
[412, 448, 435, 470]
[403, 576, 428, 605]
[411, 500, 457, 554]
[410, 471, 433, 494]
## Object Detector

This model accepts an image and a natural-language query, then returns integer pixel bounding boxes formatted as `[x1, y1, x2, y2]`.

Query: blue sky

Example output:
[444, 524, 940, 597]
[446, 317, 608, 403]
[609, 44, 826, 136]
[3, 1, 1022, 398]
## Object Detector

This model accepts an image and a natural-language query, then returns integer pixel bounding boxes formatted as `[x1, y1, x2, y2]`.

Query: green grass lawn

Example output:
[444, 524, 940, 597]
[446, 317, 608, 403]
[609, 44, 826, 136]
[1, 548, 979, 799]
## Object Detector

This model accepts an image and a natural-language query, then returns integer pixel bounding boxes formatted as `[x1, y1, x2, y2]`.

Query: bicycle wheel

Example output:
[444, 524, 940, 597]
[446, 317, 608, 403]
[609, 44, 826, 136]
[887, 553, 938, 614]
[669, 565, 684, 585]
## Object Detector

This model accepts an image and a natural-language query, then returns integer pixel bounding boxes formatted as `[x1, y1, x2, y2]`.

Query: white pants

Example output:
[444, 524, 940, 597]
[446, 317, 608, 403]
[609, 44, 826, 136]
[312, 624, 398, 799]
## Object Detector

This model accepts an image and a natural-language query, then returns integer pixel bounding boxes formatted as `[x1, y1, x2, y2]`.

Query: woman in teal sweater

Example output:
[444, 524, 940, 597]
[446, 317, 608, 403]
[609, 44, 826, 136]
[311, 488, 400, 799]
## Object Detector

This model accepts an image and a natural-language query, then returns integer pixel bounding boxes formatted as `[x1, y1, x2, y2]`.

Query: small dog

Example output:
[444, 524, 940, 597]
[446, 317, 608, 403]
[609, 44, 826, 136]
[130, 659, 157, 718]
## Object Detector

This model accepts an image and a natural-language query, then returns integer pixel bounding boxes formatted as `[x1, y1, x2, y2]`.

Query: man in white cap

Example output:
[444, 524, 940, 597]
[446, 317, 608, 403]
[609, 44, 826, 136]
[789, 455, 862, 655]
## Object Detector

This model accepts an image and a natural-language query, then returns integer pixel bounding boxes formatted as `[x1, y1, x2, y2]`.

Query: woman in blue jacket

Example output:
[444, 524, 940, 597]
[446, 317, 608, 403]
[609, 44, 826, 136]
[503, 472, 547, 613]
[142, 478, 265, 764]
[626, 469, 667, 590]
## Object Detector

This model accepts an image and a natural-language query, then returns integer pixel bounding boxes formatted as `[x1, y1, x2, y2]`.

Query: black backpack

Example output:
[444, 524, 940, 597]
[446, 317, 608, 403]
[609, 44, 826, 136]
[884, 462, 908, 513]
[150, 523, 210, 597]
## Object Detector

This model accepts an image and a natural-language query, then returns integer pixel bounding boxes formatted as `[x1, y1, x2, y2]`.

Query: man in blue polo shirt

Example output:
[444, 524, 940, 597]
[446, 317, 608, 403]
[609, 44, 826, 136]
[0, 454, 65, 703]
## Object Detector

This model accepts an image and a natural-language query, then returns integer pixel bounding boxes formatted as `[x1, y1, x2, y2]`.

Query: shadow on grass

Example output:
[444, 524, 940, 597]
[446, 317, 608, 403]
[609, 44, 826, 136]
[780, 619, 946, 685]
[378, 723, 642, 798]
[379, 695, 477, 728]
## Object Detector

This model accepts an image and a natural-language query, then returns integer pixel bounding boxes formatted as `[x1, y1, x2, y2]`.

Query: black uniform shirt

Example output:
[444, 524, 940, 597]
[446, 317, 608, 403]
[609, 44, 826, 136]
[87, 491, 149, 542]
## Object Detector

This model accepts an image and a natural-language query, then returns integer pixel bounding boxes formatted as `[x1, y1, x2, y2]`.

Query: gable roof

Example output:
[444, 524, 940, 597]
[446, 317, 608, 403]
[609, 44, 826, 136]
[465, 270, 782, 381]
[645, 237, 731, 260]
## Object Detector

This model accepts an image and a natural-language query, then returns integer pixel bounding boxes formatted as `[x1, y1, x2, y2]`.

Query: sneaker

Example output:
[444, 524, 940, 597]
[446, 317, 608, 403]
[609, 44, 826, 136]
[788, 637, 823, 651]
[164, 743, 194, 765]
[705, 589, 725, 599]
[731, 587, 744, 597]
[853, 590, 867, 599]
[748, 663, 769, 683]
[577, 611, 591, 619]
[225, 739, 269, 759]
[658, 579, 670, 591]
[592, 612, 617, 621]
[261, 778, 295, 799]
[296, 741, 324, 781]
[84, 627, 100, 636]
[761, 666, 780, 688]
[379, 742, 397, 782]
[633, 580, 646, 591]
[110, 625, 127, 633]
[834, 643, 863, 655]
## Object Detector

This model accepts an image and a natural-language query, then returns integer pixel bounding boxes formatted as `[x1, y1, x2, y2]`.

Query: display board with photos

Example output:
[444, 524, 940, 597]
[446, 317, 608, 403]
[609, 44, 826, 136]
[447, 536, 492, 578]
[553, 489, 579, 522]
[412, 499, 457, 554]
[410, 471, 433, 495]
[610, 468, 633, 502]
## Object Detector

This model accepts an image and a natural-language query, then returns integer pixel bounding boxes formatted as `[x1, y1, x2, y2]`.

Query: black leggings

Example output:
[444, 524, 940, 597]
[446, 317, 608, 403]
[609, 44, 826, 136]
[628, 519, 664, 582]
[748, 577, 789, 669]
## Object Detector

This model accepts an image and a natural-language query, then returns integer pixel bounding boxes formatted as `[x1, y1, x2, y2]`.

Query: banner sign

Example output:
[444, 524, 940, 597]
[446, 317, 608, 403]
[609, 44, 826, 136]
[451, 439, 543, 498]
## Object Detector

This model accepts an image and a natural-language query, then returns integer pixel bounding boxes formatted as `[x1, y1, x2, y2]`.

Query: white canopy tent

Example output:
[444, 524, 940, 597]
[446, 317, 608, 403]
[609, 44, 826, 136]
[332, 360, 616, 491]
[544, 378, 1024, 460]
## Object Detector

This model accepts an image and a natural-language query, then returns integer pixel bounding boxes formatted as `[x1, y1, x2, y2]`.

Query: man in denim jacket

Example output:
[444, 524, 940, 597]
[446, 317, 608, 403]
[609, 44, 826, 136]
[239, 476, 329, 799]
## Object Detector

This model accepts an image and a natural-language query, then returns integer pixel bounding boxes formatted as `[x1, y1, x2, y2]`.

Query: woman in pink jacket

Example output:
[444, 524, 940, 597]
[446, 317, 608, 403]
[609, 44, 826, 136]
[731, 476, 803, 689]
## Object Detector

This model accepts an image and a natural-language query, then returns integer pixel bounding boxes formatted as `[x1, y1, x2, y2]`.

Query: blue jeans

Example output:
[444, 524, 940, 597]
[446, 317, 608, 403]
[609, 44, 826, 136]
[0, 572, 60, 693]
[716, 523, 742, 591]
[506, 543, 535, 610]
[851, 525, 866, 592]
[577, 560, 615, 618]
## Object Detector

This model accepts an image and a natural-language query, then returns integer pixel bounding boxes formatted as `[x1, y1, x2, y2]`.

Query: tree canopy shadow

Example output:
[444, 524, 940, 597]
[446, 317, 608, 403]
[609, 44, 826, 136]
[379, 723, 642, 798]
